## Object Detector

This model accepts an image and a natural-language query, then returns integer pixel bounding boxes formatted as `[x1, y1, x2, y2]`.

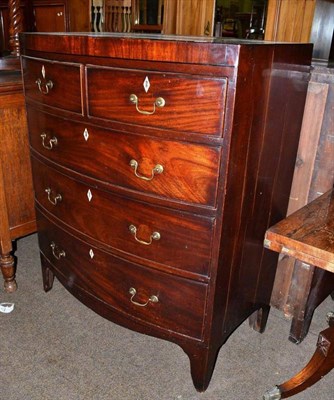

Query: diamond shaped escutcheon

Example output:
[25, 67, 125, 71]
[143, 76, 150, 93]
[83, 128, 89, 141]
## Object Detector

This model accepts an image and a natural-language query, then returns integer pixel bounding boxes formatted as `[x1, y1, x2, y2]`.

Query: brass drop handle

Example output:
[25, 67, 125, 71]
[45, 188, 62, 205]
[129, 159, 163, 181]
[129, 287, 159, 307]
[129, 93, 165, 115]
[41, 133, 58, 150]
[35, 78, 54, 94]
[129, 224, 161, 246]
[50, 242, 66, 260]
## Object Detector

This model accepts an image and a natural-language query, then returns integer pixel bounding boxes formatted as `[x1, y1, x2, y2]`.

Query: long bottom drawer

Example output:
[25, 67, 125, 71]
[37, 210, 208, 340]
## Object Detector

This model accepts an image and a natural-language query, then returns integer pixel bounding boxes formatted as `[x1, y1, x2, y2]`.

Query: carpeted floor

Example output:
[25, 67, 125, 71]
[1, 233, 333, 400]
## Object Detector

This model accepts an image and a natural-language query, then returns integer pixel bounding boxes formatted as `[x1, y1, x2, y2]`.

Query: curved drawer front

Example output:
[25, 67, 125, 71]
[38, 212, 207, 340]
[22, 57, 82, 113]
[32, 157, 214, 277]
[28, 107, 221, 207]
[87, 66, 227, 136]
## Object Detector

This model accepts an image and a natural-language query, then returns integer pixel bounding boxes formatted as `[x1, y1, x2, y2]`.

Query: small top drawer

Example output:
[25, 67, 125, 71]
[87, 66, 227, 136]
[22, 56, 83, 114]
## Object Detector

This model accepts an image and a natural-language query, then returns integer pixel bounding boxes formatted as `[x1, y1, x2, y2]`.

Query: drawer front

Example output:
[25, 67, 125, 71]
[32, 157, 215, 277]
[27, 107, 221, 207]
[38, 212, 207, 340]
[87, 67, 227, 136]
[22, 57, 82, 113]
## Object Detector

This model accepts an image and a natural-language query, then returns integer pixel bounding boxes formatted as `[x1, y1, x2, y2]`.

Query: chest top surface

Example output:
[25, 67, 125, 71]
[20, 32, 312, 67]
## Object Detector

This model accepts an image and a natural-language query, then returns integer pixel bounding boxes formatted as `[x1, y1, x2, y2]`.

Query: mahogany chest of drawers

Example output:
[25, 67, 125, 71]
[20, 33, 312, 391]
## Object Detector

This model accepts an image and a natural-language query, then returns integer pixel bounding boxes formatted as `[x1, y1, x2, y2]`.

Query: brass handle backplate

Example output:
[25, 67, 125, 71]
[129, 287, 159, 307]
[129, 159, 163, 181]
[45, 188, 62, 205]
[41, 133, 58, 150]
[35, 78, 54, 94]
[50, 242, 66, 260]
[129, 224, 161, 245]
[129, 93, 165, 115]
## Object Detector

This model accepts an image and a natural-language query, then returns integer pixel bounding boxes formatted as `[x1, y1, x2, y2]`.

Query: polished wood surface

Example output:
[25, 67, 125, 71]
[0, 72, 36, 292]
[20, 33, 312, 391]
[264, 188, 334, 399]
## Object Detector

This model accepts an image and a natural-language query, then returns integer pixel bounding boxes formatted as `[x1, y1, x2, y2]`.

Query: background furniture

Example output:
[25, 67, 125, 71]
[20, 32, 311, 391]
[265, 0, 334, 66]
[270, 65, 334, 344]
[0, 0, 36, 292]
[32, 0, 90, 32]
[0, 73, 36, 292]
[264, 188, 334, 399]
[266, 0, 334, 343]
[0, 0, 91, 292]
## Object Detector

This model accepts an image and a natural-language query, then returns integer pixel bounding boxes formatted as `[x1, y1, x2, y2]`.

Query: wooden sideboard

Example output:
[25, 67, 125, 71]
[0, 72, 36, 292]
[20, 33, 312, 391]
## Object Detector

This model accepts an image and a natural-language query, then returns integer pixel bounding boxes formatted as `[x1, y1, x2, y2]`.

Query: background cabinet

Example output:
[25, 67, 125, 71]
[32, 0, 90, 33]
[0, 73, 36, 292]
[0, 0, 90, 56]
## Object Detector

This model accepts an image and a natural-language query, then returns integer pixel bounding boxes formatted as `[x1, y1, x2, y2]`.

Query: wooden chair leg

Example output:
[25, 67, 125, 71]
[263, 319, 334, 399]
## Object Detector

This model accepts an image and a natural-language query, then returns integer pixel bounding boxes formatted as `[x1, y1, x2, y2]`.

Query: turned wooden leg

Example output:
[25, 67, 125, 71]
[0, 251, 17, 293]
[41, 262, 55, 292]
[249, 305, 271, 333]
[263, 316, 334, 399]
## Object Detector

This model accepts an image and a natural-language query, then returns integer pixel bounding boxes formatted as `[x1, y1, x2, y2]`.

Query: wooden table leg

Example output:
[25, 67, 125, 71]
[263, 314, 334, 399]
